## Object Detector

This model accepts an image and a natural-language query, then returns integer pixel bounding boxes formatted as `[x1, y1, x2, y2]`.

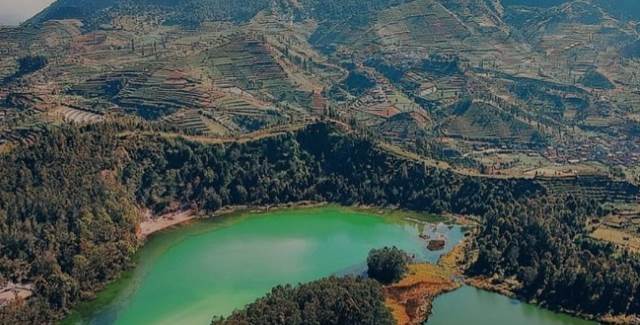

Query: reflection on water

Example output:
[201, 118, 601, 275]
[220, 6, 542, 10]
[427, 286, 597, 325]
[65, 207, 463, 325]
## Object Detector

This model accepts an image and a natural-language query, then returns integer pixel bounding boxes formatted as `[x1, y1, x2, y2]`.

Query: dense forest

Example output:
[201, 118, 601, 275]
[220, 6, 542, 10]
[210, 276, 394, 325]
[0, 121, 638, 323]
[0, 125, 138, 323]
[367, 247, 410, 284]
[212, 247, 411, 325]
[120, 122, 542, 216]
[579, 68, 615, 90]
[471, 197, 640, 317]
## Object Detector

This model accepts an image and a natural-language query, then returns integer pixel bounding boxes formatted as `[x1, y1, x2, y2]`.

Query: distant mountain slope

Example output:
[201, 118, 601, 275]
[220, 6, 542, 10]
[2, 0, 639, 183]
[27, 0, 118, 24]
[26, 0, 640, 30]
[594, 0, 640, 21]
[501, 0, 569, 8]
[29, 0, 415, 29]
[28, 0, 276, 28]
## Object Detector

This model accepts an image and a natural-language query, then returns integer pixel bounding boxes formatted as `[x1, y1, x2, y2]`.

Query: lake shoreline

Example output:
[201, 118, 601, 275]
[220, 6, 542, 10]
[384, 233, 473, 325]
[75, 203, 610, 325]
[136, 201, 452, 242]
[136, 201, 332, 241]
[137, 209, 197, 240]
[384, 263, 461, 325]
[421, 227, 613, 325]
[464, 271, 639, 324]
[67, 206, 459, 324]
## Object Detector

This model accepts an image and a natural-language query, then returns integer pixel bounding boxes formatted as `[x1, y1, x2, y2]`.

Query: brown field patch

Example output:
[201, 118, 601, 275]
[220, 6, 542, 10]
[384, 263, 459, 325]
[591, 226, 640, 253]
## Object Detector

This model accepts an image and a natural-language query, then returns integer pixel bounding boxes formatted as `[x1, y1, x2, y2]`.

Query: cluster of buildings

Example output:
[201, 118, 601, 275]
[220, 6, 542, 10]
[543, 136, 640, 168]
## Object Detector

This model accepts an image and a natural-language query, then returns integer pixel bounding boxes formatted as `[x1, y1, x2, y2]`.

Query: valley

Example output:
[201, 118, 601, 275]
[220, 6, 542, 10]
[1, 0, 640, 324]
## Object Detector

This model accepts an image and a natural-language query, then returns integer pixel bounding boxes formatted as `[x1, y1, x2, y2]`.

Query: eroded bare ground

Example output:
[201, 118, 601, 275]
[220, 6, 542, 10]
[384, 263, 459, 325]
[0, 283, 33, 308]
[136, 209, 196, 240]
[383, 233, 474, 325]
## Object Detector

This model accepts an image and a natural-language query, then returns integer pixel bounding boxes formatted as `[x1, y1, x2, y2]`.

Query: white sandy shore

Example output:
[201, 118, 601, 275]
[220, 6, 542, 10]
[137, 209, 196, 240]
[0, 282, 33, 307]
[135, 201, 328, 240]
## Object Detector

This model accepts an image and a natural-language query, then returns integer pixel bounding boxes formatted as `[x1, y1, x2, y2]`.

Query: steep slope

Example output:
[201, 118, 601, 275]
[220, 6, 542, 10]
[28, 0, 279, 28]
[29, 0, 413, 30]
[2, 0, 639, 178]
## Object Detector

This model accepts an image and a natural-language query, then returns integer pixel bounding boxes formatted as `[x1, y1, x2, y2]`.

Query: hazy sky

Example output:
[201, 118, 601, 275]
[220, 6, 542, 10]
[0, 0, 55, 25]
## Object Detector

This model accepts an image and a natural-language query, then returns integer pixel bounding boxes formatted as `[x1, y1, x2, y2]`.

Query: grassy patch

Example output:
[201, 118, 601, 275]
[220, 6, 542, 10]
[349, 205, 449, 224]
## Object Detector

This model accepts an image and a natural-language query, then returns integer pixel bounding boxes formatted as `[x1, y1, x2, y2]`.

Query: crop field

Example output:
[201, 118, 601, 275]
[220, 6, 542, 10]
[469, 151, 549, 176]
[0, 125, 44, 147]
[441, 102, 537, 144]
[51, 106, 104, 124]
[417, 75, 466, 104]
[375, 111, 431, 146]
[205, 36, 302, 102]
[163, 109, 230, 135]
[591, 226, 640, 253]
[0, 0, 638, 190]
[590, 206, 640, 253]
[116, 69, 212, 117]
[374, 0, 469, 53]
[538, 175, 640, 203]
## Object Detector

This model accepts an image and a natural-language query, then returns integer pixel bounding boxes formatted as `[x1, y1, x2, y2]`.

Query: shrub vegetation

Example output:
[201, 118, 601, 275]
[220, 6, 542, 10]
[367, 247, 410, 284]
[210, 276, 394, 325]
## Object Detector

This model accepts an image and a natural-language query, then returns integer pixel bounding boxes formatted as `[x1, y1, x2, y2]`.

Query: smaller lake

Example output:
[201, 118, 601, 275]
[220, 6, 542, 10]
[427, 286, 597, 325]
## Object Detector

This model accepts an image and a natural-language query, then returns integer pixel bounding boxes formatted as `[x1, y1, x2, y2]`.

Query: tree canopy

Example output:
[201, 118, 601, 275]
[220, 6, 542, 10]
[0, 122, 637, 322]
[367, 247, 410, 284]
[211, 276, 394, 325]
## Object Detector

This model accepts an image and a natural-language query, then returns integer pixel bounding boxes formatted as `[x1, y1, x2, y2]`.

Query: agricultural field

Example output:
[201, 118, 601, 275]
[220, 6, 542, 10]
[537, 175, 640, 203]
[1, 0, 639, 185]
[440, 101, 539, 144]
[49, 106, 104, 124]
[590, 207, 640, 253]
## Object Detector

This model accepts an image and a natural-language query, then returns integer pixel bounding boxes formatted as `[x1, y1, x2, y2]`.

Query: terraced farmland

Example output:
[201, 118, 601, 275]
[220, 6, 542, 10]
[0, 125, 45, 147]
[441, 101, 538, 144]
[52, 106, 104, 124]
[206, 36, 306, 104]
[374, 111, 431, 145]
[71, 69, 212, 119]
[0, 0, 638, 185]
[116, 69, 212, 118]
[216, 96, 285, 132]
[374, 0, 470, 53]
[163, 109, 230, 135]
[538, 175, 640, 203]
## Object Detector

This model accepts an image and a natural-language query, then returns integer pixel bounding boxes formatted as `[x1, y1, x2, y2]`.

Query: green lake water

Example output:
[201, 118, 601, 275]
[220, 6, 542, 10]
[64, 206, 596, 325]
[65, 207, 459, 325]
[427, 286, 596, 325]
